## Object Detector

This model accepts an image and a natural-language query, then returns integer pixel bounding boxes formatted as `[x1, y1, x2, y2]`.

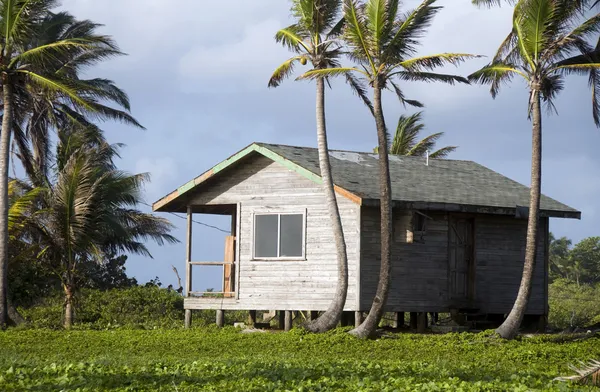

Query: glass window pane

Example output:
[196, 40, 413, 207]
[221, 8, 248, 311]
[280, 214, 303, 257]
[255, 215, 278, 258]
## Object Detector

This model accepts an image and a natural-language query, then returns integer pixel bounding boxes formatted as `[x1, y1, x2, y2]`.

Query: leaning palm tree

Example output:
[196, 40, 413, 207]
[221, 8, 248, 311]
[269, 0, 369, 333]
[374, 112, 457, 158]
[30, 127, 177, 328]
[0, 2, 142, 328]
[469, 0, 600, 339]
[301, 0, 475, 338]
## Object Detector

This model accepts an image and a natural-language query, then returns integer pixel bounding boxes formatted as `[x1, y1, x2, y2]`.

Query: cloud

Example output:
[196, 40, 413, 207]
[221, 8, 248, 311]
[135, 157, 178, 201]
[178, 19, 289, 92]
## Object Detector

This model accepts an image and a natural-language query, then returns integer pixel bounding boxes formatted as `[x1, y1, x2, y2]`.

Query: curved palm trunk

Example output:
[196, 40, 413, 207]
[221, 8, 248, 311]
[0, 80, 13, 330]
[496, 89, 542, 340]
[350, 80, 392, 338]
[63, 283, 74, 329]
[305, 77, 349, 332]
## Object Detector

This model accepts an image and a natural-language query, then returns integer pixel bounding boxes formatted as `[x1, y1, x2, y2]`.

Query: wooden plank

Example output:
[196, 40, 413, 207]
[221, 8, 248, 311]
[190, 261, 235, 266]
[223, 236, 235, 298]
[186, 207, 193, 296]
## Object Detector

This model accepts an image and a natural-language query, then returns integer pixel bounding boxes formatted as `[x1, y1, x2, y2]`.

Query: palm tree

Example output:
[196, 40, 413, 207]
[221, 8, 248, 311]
[301, 0, 475, 338]
[269, 0, 371, 332]
[374, 112, 457, 158]
[29, 126, 176, 328]
[469, 0, 600, 339]
[0, 3, 142, 328]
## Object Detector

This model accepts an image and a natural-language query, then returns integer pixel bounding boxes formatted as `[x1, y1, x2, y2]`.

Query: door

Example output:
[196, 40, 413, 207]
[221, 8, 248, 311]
[448, 216, 475, 304]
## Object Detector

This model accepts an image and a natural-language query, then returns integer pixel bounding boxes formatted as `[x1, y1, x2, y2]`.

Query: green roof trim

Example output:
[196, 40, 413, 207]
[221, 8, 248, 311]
[153, 143, 351, 212]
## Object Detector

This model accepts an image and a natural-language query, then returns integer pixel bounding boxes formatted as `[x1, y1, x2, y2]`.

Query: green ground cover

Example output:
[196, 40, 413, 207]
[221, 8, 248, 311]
[0, 328, 598, 391]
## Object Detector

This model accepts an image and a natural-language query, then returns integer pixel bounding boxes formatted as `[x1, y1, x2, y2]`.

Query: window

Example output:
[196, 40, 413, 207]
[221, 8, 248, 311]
[254, 213, 305, 259]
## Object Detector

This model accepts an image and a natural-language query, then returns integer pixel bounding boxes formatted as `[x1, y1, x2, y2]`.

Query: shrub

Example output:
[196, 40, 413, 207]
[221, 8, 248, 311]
[548, 279, 600, 330]
[20, 286, 185, 329]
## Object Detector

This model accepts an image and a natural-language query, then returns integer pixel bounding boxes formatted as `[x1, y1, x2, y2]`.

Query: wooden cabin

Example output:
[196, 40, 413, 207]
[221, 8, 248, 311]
[152, 143, 580, 330]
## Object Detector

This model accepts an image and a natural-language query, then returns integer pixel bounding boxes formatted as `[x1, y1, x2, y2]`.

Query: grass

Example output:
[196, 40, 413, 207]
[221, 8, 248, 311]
[0, 328, 599, 391]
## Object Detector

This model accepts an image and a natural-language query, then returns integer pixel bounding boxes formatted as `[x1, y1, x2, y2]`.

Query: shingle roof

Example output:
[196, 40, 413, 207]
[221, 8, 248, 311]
[256, 143, 579, 218]
[153, 142, 580, 219]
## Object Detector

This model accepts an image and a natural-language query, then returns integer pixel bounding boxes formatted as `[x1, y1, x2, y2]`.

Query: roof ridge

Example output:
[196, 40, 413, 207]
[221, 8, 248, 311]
[255, 142, 476, 163]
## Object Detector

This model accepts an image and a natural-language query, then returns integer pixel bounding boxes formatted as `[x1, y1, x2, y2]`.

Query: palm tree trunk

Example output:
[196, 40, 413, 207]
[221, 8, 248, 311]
[0, 79, 13, 330]
[63, 283, 74, 329]
[350, 79, 392, 338]
[305, 77, 349, 333]
[496, 88, 542, 340]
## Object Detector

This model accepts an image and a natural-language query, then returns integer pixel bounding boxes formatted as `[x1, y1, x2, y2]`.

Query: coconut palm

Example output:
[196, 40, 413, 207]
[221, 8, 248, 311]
[0, 2, 142, 328]
[301, 0, 475, 338]
[269, 0, 373, 332]
[374, 112, 457, 158]
[28, 126, 176, 328]
[469, 0, 600, 339]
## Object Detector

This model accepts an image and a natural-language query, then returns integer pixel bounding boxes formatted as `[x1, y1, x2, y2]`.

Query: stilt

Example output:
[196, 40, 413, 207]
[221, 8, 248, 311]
[538, 315, 548, 332]
[410, 312, 418, 330]
[216, 310, 224, 328]
[278, 311, 285, 330]
[248, 310, 257, 327]
[393, 312, 404, 329]
[354, 311, 363, 328]
[184, 309, 192, 329]
[284, 311, 293, 331]
[309, 311, 318, 321]
[417, 312, 427, 333]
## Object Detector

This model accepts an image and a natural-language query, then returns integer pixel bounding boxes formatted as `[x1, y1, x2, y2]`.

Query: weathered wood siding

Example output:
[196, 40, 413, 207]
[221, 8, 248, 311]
[475, 216, 548, 315]
[359, 208, 548, 314]
[360, 208, 450, 312]
[185, 154, 360, 311]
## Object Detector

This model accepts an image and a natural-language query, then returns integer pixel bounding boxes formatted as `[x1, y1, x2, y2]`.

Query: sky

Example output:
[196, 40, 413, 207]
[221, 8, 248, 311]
[56, 0, 600, 291]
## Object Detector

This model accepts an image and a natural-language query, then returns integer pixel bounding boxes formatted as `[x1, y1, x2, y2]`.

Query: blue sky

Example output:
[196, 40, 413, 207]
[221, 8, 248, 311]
[58, 0, 600, 291]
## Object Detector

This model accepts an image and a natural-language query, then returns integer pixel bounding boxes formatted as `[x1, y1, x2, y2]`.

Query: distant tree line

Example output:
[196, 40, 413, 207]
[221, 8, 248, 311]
[550, 234, 600, 286]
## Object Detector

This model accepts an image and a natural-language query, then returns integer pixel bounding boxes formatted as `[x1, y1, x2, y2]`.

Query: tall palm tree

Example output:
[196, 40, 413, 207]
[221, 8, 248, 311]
[374, 112, 457, 158]
[269, 0, 371, 332]
[29, 126, 177, 328]
[469, 0, 600, 339]
[0, 2, 142, 328]
[301, 0, 475, 338]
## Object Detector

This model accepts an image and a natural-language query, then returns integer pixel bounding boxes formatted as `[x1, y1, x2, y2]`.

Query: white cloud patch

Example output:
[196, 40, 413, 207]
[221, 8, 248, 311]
[135, 157, 178, 201]
[177, 19, 289, 92]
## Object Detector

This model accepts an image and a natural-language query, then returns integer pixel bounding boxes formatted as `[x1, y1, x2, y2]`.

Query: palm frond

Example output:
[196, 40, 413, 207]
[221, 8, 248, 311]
[389, 80, 424, 108]
[345, 72, 374, 114]
[275, 25, 310, 53]
[429, 146, 458, 158]
[555, 359, 600, 386]
[297, 67, 362, 80]
[269, 56, 304, 87]
[398, 53, 481, 71]
[468, 63, 527, 97]
[342, 0, 376, 72]
[393, 71, 470, 85]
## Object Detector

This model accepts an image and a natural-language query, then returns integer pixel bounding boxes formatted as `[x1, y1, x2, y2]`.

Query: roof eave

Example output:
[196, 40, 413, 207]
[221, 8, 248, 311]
[360, 199, 581, 219]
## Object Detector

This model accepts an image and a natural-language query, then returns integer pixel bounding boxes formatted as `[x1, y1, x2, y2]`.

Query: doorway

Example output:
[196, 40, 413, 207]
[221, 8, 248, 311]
[448, 216, 475, 304]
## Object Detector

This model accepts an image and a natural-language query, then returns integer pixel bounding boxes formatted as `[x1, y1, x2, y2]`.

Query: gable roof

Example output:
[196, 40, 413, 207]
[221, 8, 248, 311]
[153, 142, 580, 219]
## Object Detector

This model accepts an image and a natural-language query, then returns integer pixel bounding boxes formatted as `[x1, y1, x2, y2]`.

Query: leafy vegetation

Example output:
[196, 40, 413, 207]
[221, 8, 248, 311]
[0, 328, 599, 391]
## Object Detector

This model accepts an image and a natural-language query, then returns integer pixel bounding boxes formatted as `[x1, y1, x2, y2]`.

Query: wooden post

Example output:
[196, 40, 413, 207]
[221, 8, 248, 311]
[223, 236, 235, 297]
[248, 310, 257, 327]
[309, 311, 318, 321]
[185, 207, 193, 297]
[184, 309, 192, 329]
[354, 311, 363, 328]
[284, 311, 293, 331]
[410, 312, 418, 330]
[216, 310, 224, 328]
[417, 312, 427, 333]
[278, 311, 285, 330]
[393, 312, 404, 329]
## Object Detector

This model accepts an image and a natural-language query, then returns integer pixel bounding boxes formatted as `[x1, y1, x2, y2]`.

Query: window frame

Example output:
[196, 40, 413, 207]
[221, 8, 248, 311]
[252, 210, 307, 261]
